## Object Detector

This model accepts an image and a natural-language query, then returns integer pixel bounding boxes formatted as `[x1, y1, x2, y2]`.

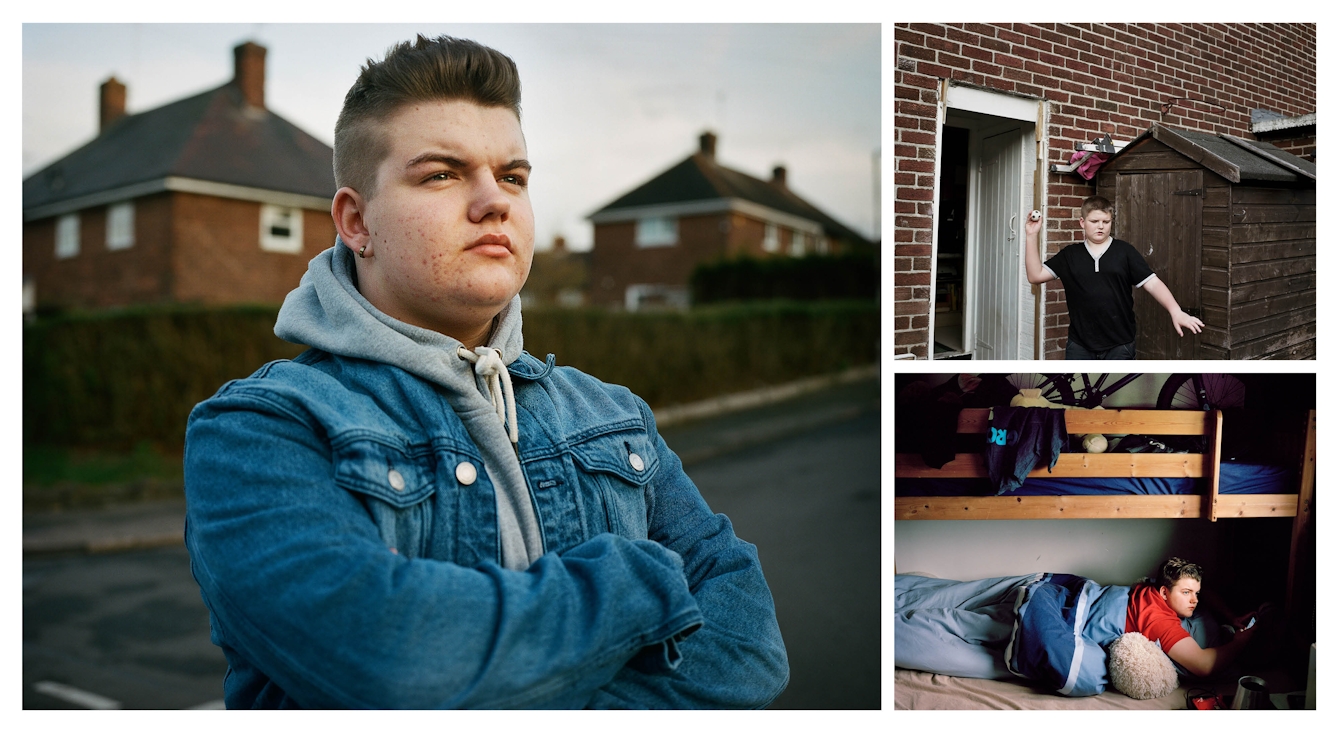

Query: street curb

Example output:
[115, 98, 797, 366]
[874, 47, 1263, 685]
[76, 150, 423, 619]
[24, 533, 184, 557]
[652, 362, 880, 428]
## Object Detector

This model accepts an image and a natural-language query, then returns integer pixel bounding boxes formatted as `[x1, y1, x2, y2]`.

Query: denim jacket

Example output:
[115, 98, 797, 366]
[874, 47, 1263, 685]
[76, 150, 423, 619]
[184, 347, 789, 708]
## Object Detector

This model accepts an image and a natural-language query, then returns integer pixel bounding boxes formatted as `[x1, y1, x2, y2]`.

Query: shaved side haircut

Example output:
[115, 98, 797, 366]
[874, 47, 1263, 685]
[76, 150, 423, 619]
[334, 35, 522, 199]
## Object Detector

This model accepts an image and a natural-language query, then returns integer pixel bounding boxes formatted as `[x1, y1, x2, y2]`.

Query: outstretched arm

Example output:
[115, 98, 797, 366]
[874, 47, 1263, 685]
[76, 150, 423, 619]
[1024, 215, 1056, 284]
[1142, 276, 1204, 336]
[1167, 625, 1256, 677]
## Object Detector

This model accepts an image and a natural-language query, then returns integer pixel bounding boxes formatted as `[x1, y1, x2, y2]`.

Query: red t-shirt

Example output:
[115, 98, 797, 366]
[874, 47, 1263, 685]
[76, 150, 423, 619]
[1125, 583, 1191, 651]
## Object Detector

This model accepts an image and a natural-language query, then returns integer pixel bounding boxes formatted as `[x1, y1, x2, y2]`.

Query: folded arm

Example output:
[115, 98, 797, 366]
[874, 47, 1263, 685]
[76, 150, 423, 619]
[185, 388, 702, 709]
[585, 400, 790, 709]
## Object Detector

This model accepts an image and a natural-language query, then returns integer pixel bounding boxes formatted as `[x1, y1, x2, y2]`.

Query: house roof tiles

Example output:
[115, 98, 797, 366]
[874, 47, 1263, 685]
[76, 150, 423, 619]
[590, 150, 871, 246]
[24, 81, 335, 213]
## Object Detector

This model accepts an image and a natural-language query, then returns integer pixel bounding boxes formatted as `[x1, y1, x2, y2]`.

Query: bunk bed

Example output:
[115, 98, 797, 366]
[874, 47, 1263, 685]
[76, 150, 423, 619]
[894, 407, 1316, 710]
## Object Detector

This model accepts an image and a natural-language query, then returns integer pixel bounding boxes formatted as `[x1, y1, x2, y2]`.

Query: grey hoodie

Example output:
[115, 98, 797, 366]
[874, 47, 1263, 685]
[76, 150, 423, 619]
[274, 242, 543, 570]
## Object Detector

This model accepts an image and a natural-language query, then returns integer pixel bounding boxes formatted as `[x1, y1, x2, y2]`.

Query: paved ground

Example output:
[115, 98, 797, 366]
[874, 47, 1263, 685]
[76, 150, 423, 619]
[23, 373, 881, 709]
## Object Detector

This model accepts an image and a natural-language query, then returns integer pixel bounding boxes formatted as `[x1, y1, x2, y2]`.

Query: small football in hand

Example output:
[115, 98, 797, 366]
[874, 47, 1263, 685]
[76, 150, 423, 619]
[1029, 210, 1042, 221]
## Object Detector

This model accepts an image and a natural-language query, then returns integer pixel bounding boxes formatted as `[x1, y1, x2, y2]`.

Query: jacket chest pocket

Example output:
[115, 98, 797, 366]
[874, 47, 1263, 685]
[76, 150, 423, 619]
[333, 439, 437, 559]
[569, 429, 658, 541]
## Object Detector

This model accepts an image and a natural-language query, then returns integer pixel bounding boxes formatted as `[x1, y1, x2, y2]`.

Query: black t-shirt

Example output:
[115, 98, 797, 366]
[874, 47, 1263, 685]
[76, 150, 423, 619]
[1044, 239, 1155, 351]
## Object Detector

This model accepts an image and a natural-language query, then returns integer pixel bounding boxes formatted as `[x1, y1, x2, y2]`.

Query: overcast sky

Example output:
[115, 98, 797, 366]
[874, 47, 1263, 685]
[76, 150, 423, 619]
[23, 23, 880, 251]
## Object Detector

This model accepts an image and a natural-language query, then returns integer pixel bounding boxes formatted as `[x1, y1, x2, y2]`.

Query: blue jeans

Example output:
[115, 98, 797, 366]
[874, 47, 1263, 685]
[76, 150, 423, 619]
[1065, 338, 1136, 360]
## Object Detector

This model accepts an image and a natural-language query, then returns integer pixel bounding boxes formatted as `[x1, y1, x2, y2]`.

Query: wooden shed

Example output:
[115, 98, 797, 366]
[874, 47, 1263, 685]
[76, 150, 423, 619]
[1094, 123, 1316, 360]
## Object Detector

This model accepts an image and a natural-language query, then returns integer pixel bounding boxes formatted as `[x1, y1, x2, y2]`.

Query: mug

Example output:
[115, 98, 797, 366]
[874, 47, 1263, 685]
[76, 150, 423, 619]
[1230, 675, 1268, 709]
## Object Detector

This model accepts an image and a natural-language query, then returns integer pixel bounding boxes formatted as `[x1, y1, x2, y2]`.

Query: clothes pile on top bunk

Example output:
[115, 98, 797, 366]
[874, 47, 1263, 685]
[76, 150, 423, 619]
[986, 406, 1067, 494]
[895, 374, 1020, 468]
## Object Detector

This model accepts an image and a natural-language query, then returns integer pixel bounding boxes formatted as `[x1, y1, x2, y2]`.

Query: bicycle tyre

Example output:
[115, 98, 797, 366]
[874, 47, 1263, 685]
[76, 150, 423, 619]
[1156, 374, 1247, 410]
[1006, 374, 1076, 406]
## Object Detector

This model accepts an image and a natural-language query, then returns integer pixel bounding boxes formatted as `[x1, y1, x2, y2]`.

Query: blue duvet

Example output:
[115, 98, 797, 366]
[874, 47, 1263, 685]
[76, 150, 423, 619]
[896, 573, 1130, 697]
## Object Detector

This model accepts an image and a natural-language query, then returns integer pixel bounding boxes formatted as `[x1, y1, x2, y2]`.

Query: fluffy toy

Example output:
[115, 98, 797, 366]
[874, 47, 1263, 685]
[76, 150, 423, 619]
[1107, 632, 1179, 700]
[1010, 388, 1069, 409]
[1082, 434, 1108, 453]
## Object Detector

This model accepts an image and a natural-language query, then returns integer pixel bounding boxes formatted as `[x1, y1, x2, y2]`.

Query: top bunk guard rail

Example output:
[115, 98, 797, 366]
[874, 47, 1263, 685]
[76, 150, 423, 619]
[893, 408, 1306, 521]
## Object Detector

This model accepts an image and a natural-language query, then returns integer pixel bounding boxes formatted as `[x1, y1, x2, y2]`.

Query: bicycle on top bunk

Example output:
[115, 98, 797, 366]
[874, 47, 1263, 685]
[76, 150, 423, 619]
[1004, 373, 1247, 411]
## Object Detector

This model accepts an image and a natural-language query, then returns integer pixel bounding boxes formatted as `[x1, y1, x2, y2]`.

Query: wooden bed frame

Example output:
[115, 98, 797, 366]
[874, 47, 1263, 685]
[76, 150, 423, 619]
[895, 408, 1316, 628]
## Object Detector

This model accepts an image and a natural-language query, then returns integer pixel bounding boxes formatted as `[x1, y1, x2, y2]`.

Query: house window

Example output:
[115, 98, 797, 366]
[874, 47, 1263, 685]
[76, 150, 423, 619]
[789, 230, 807, 257]
[107, 201, 134, 250]
[55, 213, 80, 259]
[816, 236, 830, 255]
[762, 223, 779, 253]
[635, 216, 677, 247]
[260, 204, 304, 254]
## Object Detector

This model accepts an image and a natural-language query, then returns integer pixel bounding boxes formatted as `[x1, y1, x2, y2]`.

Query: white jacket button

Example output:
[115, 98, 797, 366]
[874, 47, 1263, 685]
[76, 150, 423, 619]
[456, 461, 478, 486]
[629, 453, 645, 472]
[388, 469, 405, 491]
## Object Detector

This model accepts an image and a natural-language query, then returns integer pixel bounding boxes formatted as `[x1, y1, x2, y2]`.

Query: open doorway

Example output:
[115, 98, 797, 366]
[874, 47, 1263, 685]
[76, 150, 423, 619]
[932, 89, 1041, 360]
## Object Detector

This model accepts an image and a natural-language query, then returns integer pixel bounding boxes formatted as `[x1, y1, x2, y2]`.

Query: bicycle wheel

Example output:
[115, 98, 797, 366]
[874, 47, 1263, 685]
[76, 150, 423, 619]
[1156, 374, 1246, 410]
[1005, 374, 1075, 406]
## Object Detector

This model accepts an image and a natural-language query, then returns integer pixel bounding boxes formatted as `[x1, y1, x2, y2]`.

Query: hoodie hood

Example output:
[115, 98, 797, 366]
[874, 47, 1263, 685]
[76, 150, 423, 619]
[275, 241, 523, 373]
[274, 242, 541, 570]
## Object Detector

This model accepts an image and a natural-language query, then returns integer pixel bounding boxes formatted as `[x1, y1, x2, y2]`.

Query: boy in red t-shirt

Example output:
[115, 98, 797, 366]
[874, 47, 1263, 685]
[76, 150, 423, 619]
[1125, 557, 1262, 677]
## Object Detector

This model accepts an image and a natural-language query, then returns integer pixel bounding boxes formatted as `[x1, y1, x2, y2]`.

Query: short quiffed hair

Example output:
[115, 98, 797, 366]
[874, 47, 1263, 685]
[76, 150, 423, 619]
[1157, 557, 1203, 590]
[1080, 195, 1114, 219]
[333, 35, 522, 199]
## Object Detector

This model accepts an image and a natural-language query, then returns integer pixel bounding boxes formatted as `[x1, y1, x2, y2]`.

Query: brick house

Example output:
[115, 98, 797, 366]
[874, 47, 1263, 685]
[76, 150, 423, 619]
[893, 23, 1316, 359]
[23, 42, 336, 314]
[588, 131, 874, 310]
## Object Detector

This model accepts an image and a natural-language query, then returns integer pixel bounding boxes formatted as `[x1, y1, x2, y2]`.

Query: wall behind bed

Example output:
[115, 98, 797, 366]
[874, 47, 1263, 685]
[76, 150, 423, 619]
[894, 518, 1293, 607]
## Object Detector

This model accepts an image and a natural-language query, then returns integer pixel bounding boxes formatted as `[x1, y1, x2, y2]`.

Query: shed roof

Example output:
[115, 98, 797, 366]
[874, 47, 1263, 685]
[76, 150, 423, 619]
[1109, 123, 1315, 185]
[589, 147, 871, 246]
[23, 81, 335, 215]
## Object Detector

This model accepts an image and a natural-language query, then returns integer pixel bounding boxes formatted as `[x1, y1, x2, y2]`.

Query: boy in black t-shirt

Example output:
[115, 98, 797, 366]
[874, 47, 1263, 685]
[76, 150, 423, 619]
[1023, 196, 1203, 360]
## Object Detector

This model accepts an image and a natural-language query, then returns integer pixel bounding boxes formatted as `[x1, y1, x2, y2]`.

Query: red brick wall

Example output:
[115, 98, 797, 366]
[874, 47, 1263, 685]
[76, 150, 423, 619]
[171, 193, 335, 305]
[588, 213, 731, 307]
[22, 192, 175, 311]
[894, 22, 1316, 359]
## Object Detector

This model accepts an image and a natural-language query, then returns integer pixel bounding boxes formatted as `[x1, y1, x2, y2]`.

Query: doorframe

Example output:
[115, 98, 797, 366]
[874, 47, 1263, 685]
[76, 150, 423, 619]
[930, 84, 1049, 359]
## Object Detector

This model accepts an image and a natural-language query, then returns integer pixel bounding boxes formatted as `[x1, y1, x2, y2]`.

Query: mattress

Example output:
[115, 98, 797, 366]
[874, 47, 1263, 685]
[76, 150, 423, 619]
[894, 669, 1197, 710]
[896, 460, 1293, 496]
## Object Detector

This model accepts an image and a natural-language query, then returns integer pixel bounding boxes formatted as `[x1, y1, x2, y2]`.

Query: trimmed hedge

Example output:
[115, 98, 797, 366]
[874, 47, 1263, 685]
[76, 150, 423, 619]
[24, 300, 879, 449]
[689, 252, 879, 304]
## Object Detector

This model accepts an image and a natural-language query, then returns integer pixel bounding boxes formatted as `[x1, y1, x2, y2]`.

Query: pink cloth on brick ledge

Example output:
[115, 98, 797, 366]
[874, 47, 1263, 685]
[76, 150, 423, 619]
[1070, 150, 1110, 180]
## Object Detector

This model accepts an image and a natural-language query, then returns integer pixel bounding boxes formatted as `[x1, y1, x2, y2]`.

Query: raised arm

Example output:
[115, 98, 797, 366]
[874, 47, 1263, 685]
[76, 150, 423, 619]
[585, 400, 790, 709]
[185, 386, 704, 709]
[1024, 214, 1056, 284]
[1141, 276, 1205, 336]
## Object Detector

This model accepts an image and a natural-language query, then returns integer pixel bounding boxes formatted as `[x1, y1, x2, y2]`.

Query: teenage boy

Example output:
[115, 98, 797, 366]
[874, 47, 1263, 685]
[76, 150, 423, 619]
[1126, 557, 1263, 678]
[183, 35, 788, 709]
[1024, 196, 1204, 360]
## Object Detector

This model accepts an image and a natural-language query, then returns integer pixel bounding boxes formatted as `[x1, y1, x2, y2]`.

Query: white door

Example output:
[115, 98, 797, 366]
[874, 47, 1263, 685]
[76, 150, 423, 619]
[971, 123, 1022, 360]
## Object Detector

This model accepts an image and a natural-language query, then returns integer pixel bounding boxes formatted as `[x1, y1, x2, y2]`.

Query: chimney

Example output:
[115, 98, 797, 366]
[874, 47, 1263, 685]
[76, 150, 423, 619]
[233, 41, 267, 109]
[771, 165, 787, 188]
[699, 131, 717, 159]
[100, 77, 126, 133]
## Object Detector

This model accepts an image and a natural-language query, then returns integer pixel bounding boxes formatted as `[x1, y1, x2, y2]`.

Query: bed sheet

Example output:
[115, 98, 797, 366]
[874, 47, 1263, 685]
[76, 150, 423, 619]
[894, 669, 1191, 710]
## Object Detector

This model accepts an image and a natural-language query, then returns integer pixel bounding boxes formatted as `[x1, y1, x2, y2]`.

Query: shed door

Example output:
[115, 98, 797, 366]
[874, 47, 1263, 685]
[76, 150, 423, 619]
[1116, 170, 1203, 360]
[972, 123, 1022, 360]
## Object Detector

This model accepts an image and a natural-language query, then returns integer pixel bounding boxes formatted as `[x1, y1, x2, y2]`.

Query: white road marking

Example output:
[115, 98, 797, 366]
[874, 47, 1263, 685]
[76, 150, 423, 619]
[33, 681, 122, 709]
[188, 699, 227, 710]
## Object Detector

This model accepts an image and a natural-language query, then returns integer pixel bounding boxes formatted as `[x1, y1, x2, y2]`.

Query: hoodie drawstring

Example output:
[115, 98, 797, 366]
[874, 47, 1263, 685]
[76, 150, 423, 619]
[457, 346, 519, 447]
